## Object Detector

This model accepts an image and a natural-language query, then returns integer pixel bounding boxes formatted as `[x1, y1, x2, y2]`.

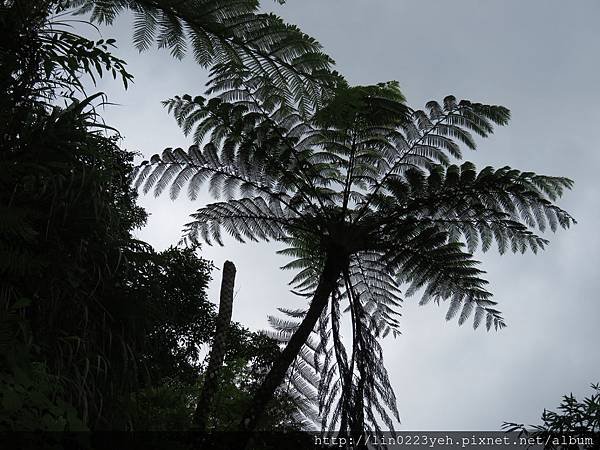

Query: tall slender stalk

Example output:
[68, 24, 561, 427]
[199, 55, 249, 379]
[193, 260, 237, 430]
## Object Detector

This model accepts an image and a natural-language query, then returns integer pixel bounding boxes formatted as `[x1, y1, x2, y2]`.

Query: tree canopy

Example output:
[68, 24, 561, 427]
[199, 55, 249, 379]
[137, 69, 574, 434]
[0, 0, 305, 433]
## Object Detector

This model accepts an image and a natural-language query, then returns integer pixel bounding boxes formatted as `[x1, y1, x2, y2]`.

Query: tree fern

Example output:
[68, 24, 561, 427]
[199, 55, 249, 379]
[135, 81, 575, 434]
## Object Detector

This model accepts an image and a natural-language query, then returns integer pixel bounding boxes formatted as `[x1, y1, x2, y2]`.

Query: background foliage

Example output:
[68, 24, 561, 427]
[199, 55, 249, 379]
[504, 383, 600, 449]
[0, 0, 303, 432]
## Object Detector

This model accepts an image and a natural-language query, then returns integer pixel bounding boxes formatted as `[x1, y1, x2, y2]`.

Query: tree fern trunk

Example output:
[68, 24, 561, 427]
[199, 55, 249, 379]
[193, 260, 236, 430]
[239, 252, 346, 436]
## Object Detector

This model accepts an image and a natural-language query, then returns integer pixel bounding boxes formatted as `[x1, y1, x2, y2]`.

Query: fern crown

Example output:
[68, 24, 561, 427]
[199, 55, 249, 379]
[135, 77, 574, 430]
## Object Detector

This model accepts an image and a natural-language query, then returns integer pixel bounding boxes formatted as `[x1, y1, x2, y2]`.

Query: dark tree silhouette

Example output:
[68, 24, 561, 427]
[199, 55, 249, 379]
[194, 260, 237, 430]
[137, 78, 575, 436]
[0, 1, 304, 432]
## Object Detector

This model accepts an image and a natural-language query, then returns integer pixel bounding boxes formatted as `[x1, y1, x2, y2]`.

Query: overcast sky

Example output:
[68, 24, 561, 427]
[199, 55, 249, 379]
[81, 0, 600, 430]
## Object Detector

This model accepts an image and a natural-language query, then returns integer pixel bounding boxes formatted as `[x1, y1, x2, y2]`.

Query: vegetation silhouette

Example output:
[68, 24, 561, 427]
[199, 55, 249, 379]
[0, 0, 306, 432]
[0, 0, 582, 445]
[138, 77, 575, 435]
[504, 383, 599, 449]
[68, 0, 343, 113]
[194, 260, 237, 431]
